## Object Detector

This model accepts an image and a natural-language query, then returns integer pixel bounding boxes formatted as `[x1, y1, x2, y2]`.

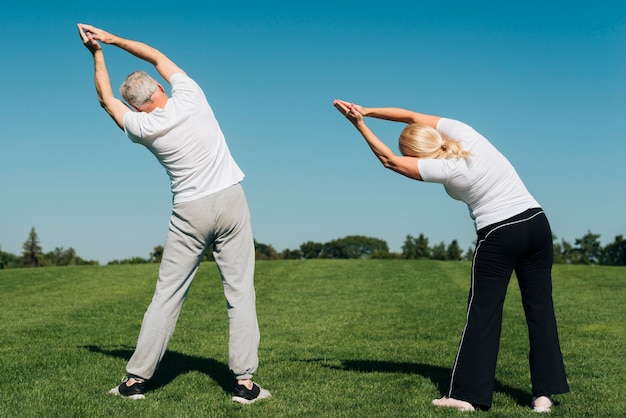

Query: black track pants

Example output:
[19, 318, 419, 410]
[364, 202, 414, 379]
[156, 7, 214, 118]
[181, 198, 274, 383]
[447, 208, 569, 408]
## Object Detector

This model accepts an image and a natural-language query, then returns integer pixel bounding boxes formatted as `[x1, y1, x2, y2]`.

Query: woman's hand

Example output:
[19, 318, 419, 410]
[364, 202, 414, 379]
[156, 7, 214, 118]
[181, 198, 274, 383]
[333, 99, 365, 124]
[332, 100, 422, 180]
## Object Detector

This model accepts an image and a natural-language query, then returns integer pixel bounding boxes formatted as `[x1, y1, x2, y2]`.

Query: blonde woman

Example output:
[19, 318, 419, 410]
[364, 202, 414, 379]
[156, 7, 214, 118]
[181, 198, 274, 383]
[333, 99, 569, 412]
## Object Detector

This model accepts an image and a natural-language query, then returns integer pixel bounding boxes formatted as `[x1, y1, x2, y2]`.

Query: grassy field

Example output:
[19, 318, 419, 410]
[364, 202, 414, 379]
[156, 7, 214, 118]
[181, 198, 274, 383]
[0, 260, 624, 417]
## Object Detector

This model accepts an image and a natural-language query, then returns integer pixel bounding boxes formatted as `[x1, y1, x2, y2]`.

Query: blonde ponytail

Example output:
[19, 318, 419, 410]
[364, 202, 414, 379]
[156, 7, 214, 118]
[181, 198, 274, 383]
[441, 137, 471, 159]
[399, 123, 470, 160]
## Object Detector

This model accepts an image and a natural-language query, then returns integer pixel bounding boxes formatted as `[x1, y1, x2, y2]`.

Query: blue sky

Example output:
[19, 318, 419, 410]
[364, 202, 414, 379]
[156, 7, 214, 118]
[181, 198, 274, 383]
[1, 1, 624, 263]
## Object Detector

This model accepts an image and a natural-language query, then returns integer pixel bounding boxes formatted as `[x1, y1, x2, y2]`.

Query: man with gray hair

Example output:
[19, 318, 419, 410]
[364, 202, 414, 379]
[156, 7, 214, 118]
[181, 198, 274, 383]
[77, 23, 270, 404]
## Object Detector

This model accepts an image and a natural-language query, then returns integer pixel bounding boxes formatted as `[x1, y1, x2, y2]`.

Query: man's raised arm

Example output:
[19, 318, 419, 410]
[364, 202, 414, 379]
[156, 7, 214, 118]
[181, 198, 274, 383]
[77, 23, 185, 83]
[78, 24, 130, 130]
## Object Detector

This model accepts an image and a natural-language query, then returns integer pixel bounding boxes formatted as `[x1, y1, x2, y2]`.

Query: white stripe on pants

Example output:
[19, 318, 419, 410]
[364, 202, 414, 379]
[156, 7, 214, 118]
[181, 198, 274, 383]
[126, 183, 260, 380]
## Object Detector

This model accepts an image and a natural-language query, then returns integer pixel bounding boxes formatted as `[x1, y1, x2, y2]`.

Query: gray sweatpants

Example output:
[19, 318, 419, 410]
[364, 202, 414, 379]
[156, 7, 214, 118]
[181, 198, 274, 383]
[126, 183, 260, 381]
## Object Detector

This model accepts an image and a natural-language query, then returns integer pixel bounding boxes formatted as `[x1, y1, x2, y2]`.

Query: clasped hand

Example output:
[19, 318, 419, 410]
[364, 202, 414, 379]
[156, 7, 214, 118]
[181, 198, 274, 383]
[333, 99, 364, 123]
[77, 23, 115, 53]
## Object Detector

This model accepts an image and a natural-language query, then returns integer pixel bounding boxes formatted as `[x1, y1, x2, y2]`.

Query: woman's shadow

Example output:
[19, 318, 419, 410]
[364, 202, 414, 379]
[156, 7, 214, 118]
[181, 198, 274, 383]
[317, 359, 530, 408]
[83, 345, 232, 393]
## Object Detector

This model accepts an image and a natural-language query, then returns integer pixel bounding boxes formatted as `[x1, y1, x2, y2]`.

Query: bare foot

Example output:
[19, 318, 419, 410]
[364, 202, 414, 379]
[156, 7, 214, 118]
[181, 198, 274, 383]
[532, 396, 553, 413]
[432, 396, 475, 411]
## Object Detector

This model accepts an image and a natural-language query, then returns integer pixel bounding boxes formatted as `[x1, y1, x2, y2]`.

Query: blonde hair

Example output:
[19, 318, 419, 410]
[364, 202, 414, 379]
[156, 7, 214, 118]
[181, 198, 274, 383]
[398, 123, 471, 159]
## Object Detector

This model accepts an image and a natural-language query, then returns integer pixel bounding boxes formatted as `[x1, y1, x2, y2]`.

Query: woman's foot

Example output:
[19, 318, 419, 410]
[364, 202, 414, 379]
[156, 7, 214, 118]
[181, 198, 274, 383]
[531, 396, 553, 413]
[432, 396, 475, 411]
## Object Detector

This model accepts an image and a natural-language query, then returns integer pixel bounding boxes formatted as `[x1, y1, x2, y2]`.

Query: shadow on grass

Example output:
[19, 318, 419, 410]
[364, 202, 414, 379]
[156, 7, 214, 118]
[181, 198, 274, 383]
[83, 345, 232, 394]
[312, 358, 529, 408]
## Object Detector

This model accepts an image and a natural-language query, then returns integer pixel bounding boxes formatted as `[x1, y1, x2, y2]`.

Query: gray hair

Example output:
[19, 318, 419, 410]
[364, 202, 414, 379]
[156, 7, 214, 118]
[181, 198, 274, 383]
[120, 71, 158, 108]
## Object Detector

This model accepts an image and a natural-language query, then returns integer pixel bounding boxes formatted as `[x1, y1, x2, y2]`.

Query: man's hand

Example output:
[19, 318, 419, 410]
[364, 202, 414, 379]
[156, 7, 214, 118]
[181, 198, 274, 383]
[77, 23, 130, 130]
[77, 23, 184, 83]
[78, 24, 118, 46]
[77, 24, 102, 54]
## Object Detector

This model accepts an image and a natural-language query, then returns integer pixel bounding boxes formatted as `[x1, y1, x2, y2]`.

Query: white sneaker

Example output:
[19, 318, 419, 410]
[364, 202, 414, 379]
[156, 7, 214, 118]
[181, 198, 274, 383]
[531, 396, 553, 413]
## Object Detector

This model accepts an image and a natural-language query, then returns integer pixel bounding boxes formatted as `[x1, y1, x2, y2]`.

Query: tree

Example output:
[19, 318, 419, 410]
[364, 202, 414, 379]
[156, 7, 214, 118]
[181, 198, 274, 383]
[600, 235, 626, 266]
[255, 240, 280, 260]
[44, 247, 99, 266]
[21, 227, 45, 267]
[150, 245, 164, 263]
[446, 239, 463, 261]
[573, 231, 602, 265]
[44, 247, 77, 266]
[300, 241, 324, 259]
[281, 248, 302, 260]
[431, 241, 447, 260]
[1, 246, 19, 269]
[402, 234, 430, 259]
[320, 235, 389, 259]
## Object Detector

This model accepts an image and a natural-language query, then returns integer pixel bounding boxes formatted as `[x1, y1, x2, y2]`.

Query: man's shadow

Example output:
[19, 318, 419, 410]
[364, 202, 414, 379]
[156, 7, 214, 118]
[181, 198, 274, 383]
[315, 359, 529, 408]
[83, 345, 232, 393]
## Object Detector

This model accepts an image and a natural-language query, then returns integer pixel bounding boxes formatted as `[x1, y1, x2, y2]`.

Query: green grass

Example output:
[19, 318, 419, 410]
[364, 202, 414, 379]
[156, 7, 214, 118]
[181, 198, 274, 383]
[0, 260, 624, 417]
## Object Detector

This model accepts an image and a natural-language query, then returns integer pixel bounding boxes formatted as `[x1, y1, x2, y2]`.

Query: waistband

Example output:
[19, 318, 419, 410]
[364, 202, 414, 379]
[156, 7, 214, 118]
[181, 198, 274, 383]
[477, 207, 544, 240]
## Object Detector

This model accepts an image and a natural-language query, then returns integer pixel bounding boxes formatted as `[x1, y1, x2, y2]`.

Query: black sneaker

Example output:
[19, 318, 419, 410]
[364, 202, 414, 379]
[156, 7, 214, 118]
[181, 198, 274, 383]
[232, 382, 271, 404]
[109, 376, 146, 400]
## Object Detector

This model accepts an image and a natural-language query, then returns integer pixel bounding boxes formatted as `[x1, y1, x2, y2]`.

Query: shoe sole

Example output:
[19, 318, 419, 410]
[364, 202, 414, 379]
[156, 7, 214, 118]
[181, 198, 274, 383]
[108, 386, 145, 400]
[232, 389, 271, 405]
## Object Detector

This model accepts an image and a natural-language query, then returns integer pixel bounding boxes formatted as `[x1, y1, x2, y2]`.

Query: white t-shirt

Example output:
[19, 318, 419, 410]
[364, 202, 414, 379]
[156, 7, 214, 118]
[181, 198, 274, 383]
[123, 73, 244, 204]
[418, 118, 539, 230]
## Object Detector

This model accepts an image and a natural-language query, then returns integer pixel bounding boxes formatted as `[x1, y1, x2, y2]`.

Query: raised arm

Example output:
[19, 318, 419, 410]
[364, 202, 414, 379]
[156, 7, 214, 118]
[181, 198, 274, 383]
[333, 100, 423, 181]
[78, 24, 129, 130]
[333, 99, 441, 128]
[77, 24, 185, 83]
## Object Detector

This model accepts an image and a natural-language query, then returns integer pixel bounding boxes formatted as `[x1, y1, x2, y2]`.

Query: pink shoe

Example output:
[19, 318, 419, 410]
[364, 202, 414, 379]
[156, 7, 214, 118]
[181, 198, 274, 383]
[531, 396, 554, 413]
[432, 396, 475, 411]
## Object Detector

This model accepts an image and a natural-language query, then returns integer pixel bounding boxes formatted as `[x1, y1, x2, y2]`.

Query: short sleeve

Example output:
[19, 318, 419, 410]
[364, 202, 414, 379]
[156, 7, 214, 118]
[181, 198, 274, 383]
[123, 112, 143, 143]
[418, 158, 451, 184]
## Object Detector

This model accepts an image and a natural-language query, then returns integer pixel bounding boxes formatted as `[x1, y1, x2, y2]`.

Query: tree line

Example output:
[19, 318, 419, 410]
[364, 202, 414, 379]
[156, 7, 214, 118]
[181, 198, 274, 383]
[1, 227, 99, 269]
[252, 232, 625, 266]
[1, 227, 625, 269]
